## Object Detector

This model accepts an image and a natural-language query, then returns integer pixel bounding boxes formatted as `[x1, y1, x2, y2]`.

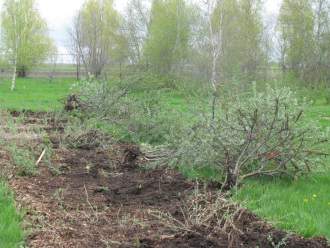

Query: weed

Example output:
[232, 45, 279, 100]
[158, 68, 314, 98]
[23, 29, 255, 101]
[52, 188, 66, 209]
[8, 145, 37, 176]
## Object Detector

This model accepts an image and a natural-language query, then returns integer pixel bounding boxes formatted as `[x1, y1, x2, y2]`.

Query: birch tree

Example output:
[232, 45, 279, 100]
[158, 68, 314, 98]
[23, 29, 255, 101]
[203, 0, 223, 120]
[1, 0, 54, 90]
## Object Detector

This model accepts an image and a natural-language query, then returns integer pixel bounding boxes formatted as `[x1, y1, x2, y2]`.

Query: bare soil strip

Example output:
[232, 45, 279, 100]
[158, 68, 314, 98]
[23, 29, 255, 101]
[1, 111, 329, 248]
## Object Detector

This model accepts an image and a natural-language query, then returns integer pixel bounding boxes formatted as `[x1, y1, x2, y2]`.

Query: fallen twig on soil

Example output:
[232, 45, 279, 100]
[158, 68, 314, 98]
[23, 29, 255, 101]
[35, 149, 46, 166]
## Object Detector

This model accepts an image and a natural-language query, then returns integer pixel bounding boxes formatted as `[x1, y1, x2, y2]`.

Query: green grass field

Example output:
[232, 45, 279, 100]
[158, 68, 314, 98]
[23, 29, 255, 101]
[0, 183, 24, 248]
[0, 77, 329, 244]
[0, 78, 74, 111]
[234, 172, 330, 238]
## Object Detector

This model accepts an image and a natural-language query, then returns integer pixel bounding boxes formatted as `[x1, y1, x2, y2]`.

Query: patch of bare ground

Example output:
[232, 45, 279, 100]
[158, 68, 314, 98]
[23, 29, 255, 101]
[1, 111, 329, 248]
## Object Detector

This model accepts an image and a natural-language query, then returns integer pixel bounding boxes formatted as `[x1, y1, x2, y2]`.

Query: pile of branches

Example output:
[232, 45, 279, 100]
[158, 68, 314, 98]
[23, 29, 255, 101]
[65, 129, 111, 150]
[149, 188, 246, 246]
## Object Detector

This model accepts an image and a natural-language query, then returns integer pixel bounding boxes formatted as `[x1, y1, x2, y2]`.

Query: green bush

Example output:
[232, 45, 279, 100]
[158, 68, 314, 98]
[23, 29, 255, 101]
[166, 85, 328, 189]
[123, 72, 178, 91]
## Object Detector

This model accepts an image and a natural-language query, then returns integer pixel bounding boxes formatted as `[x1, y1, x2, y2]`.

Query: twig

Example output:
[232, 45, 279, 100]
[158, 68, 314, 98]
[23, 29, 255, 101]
[35, 148, 46, 166]
[84, 184, 98, 222]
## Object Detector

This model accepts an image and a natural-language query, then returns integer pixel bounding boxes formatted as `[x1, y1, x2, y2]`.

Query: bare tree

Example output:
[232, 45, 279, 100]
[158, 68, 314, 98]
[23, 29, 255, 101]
[69, 0, 125, 77]
[69, 13, 87, 78]
[123, 0, 150, 64]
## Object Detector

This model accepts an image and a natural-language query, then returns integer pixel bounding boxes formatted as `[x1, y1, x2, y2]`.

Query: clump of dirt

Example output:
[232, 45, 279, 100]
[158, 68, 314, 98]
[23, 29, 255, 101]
[64, 94, 81, 111]
[120, 144, 142, 168]
[3, 111, 330, 248]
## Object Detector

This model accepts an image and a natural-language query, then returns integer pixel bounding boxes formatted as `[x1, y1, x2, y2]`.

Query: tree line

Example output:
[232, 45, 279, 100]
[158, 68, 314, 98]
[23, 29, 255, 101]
[1, 0, 329, 91]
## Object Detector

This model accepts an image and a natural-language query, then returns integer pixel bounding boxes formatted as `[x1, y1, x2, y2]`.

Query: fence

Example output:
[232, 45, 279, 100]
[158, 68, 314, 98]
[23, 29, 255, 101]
[0, 53, 285, 82]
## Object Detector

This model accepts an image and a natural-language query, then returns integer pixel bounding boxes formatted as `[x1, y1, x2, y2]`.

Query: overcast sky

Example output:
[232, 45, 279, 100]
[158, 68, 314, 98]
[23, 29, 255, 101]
[35, 0, 282, 55]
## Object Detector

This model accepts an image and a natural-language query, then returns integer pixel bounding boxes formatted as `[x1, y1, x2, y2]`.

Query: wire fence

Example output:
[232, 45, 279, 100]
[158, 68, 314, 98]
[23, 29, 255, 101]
[0, 53, 284, 82]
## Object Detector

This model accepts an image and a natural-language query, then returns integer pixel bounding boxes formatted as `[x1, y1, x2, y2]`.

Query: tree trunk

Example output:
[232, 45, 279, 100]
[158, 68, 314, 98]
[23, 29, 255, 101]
[11, 64, 17, 91]
[223, 167, 238, 190]
[17, 66, 27, 78]
[76, 56, 80, 80]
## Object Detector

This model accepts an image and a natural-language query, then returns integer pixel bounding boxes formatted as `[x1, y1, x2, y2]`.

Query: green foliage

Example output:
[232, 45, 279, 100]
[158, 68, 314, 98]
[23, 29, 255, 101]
[1, 0, 55, 76]
[213, 0, 266, 82]
[71, 79, 133, 124]
[0, 182, 24, 248]
[129, 95, 185, 144]
[278, 0, 330, 83]
[8, 144, 37, 176]
[234, 99, 330, 239]
[144, 0, 192, 74]
[168, 86, 328, 188]
[74, 0, 126, 76]
[122, 72, 179, 91]
[72, 78, 187, 144]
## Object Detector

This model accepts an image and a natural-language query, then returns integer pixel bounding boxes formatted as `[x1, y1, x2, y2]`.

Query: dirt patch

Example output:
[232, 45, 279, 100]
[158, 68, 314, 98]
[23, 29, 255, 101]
[141, 231, 328, 248]
[10, 146, 193, 247]
[2, 112, 329, 248]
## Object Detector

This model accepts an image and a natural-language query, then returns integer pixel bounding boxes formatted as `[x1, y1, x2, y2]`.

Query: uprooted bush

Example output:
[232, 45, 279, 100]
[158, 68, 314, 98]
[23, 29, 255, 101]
[70, 79, 130, 120]
[153, 86, 329, 189]
[70, 79, 185, 144]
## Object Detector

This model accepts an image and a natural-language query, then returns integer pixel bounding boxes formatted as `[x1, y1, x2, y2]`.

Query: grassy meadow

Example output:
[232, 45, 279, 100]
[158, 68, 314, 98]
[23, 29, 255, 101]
[0, 77, 329, 245]
[0, 78, 73, 111]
